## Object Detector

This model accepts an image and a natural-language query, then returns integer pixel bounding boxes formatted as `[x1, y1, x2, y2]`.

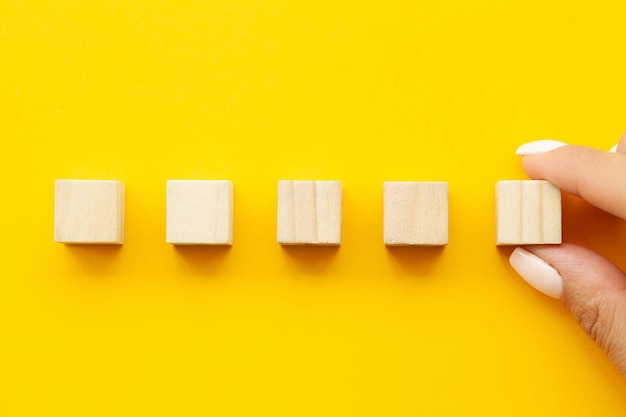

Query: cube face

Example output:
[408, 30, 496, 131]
[496, 180, 562, 245]
[277, 180, 342, 245]
[166, 180, 233, 245]
[54, 180, 125, 244]
[384, 182, 448, 246]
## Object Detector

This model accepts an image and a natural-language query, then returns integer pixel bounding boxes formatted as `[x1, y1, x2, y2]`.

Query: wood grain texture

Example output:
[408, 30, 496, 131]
[277, 180, 342, 245]
[496, 180, 562, 245]
[384, 182, 448, 246]
[166, 180, 233, 245]
[54, 180, 125, 244]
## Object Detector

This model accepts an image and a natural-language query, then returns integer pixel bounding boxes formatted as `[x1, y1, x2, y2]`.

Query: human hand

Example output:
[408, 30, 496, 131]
[508, 134, 626, 377]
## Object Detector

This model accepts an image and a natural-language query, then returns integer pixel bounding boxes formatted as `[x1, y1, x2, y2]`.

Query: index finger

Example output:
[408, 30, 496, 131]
[521, 145, 626, 220]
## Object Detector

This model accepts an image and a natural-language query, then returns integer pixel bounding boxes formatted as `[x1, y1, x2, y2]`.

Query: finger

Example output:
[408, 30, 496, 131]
[521, 145, 626, 220]
[510, 244, 626, 376]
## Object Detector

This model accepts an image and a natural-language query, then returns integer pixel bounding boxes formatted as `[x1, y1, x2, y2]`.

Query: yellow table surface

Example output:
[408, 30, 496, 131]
[2, 1, 626, 415]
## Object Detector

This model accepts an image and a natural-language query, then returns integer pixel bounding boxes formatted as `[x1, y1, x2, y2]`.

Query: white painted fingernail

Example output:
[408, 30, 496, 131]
[515, 140, 567, 156]
[609, 144, 618, 153]
[509, 247, 563, 299]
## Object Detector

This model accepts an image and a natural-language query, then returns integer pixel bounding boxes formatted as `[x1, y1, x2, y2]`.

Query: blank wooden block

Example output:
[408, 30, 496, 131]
[384, 181, 448, 246]
[277, 180, 342, 245]
[496, 180, 562, 245]
[54, 180, 125, 244]
[166, 180, 233, 245]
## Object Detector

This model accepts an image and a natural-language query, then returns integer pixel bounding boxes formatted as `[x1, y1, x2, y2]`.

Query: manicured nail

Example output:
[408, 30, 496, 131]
[509, 247, 563, 299]
[515, 140, 567, 156]
[609, 144, 618, 153]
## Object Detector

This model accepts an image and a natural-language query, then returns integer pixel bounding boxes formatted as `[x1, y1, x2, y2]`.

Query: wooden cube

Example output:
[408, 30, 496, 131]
[166, 180, 233, 245]
[384, 181, 448, 246]
[54, 180, 125, 244]
[496, 180, 561, 245]
[277, 180, 342, 245]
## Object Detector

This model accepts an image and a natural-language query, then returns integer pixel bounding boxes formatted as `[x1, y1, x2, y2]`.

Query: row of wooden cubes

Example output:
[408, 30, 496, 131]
[54, 179, 561, 246]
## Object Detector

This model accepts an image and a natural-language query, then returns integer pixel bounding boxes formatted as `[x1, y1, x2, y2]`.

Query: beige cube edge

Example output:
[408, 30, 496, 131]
[166, 180, 233, 245]
[384, 181, 448, 246]
[496, 180, 562, 246]
[54, 179, 125, 244]
[277, 180, 342, 245]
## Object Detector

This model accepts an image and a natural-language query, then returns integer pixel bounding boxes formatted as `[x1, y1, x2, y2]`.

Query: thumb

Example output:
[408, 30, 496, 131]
[509, 243, 626, 376]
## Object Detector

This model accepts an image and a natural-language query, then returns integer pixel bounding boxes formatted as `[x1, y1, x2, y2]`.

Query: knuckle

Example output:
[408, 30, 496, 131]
[567, 292, 620, 357]
[568, 294, 605, 343]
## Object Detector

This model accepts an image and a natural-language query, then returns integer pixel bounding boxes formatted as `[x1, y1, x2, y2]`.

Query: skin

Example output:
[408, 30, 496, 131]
[520, 133, 626, 376]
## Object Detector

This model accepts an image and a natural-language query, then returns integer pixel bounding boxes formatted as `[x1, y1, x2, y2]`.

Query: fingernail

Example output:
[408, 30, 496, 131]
[609, 144, 618, 153]
[516, 140, 567, 156]
[509, 247, 563, 299]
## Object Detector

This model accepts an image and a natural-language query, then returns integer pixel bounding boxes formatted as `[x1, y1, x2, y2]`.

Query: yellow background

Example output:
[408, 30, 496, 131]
[2, 1, 626, 415]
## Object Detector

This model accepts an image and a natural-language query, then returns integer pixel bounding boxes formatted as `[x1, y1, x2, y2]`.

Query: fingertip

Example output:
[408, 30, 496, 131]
[509, 247, 563, 299]
[517, 145, 626, 219]
[519, 152, 548, 181]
